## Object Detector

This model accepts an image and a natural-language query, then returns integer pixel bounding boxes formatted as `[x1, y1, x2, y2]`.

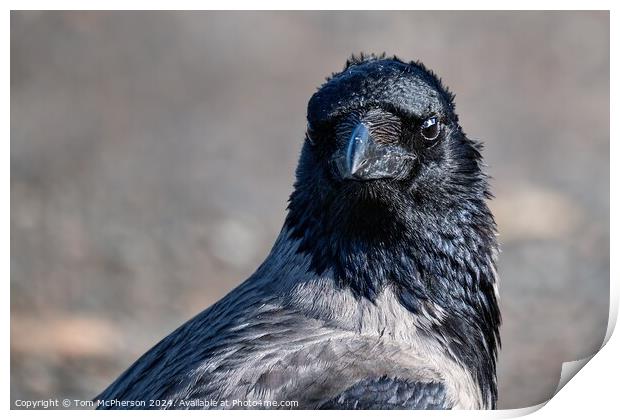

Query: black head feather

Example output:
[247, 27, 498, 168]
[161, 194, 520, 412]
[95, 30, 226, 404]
[285, 55, 501, 407]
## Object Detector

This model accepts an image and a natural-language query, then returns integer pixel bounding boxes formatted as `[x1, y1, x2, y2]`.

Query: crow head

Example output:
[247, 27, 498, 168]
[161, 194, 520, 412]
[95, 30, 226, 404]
[285, 54, 500, 407]
[306, 54, 457, 188]
[287, 54, 493, 271]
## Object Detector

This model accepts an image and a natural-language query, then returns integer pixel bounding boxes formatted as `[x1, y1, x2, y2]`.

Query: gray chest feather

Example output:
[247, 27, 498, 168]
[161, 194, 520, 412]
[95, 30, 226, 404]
[96, 235, 487, 409]
[98, 279, 483, 409]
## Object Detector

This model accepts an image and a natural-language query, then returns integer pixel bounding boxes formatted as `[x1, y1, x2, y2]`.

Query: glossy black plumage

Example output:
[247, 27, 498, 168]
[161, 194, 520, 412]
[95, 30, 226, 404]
[288, 54, 500, 406]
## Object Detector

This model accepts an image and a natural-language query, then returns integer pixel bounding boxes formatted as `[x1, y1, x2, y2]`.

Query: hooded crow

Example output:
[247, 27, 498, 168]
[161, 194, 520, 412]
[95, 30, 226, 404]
[96, 54, 501, 410]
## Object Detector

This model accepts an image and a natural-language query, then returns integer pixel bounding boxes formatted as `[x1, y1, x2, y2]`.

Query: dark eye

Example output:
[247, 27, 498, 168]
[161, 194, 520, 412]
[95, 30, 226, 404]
[420, 116, 440, 141]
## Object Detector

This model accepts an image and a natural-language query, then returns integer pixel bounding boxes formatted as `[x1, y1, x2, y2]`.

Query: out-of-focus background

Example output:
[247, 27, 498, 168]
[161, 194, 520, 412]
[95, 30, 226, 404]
[11, 11, 609, 409]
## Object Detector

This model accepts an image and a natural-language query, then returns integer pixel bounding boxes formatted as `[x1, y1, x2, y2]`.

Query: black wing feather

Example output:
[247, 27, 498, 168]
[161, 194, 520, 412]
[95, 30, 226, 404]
[319, 376, 450, 410]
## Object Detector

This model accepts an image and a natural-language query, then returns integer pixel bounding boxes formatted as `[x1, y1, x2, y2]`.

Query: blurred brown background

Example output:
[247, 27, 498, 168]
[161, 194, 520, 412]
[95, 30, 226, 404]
[10, 11, 609, 409]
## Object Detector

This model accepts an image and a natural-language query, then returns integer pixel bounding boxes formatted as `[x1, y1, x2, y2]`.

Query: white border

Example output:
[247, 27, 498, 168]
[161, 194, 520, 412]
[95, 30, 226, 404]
[4, 3, 615, 419]
[1, 1, 617, 10]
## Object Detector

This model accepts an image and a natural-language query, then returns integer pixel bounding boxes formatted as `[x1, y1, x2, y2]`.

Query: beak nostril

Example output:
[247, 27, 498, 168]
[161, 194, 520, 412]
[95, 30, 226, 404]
[342, 120, 412, 181]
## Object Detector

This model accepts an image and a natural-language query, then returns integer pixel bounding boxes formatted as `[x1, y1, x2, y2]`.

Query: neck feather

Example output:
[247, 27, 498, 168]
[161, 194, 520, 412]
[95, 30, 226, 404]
[283, 183, 501, 407]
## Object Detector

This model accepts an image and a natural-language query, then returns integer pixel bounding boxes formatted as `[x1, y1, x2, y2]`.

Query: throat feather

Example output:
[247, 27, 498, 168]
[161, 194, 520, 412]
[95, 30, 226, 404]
[284, 190, 500, 407]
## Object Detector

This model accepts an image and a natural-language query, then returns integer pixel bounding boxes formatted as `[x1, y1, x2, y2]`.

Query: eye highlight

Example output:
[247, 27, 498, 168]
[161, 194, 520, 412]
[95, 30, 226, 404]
[420, 116, 440, 141]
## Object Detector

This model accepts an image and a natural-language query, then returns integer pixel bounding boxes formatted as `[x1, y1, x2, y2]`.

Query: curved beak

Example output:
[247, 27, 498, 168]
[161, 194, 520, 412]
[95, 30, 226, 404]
[341, 123, 414, 180]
